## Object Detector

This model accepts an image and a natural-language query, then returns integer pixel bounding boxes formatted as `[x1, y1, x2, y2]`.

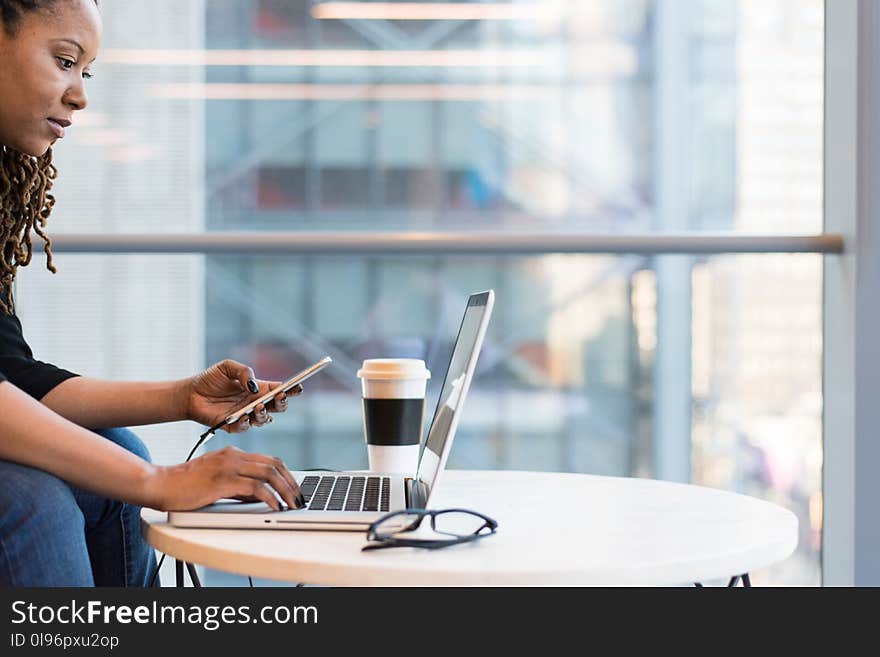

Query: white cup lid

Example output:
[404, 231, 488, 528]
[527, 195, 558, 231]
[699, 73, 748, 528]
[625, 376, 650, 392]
[357, 358, 431, 380]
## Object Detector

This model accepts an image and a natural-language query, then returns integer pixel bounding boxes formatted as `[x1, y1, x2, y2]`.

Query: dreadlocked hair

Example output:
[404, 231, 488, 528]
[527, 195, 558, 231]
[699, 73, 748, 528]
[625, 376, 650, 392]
[0, 146, 58, 315]
[0, 0, 98, 315]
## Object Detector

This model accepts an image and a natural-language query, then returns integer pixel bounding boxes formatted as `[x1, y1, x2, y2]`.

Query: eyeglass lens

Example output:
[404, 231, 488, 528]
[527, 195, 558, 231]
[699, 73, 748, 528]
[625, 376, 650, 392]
[431, 510, 490, 537]
[372, 510, 491, 540]
[372, 512, 425, 539]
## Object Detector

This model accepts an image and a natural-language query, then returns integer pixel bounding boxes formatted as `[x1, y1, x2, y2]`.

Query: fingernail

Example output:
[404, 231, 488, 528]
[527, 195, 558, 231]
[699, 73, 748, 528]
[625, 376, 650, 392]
[298, 494, 306, 506]
[280, 395, 288, 404]
[247, 379, 259, 394]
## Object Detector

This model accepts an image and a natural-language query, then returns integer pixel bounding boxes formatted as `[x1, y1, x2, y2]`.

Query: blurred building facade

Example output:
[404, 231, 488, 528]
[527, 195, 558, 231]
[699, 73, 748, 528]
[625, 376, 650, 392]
[15, 0, 822, 585]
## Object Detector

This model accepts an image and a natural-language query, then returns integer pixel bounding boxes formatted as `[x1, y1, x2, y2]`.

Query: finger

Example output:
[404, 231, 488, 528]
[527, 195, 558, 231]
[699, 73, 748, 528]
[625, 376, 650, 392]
[260, 380, 282, 393]
[218, 359, 260, 395]
[269, 392, 288, 413]
[242, 453, 302, 503]
[219, 416, 246, 434]
[228, 415, 250, 434]
[249, 414, 272, 428]
[235, 479, 281, 511]
[252, 378, 281, 398]
[250, 403, 271, 427]
[237, 461, 299, 509]
[269, 385, 302, 412]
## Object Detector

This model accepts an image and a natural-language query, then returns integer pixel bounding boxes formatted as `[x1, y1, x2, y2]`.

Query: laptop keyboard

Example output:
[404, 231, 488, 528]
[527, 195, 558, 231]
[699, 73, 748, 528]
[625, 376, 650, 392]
[300, 475, 390, 512]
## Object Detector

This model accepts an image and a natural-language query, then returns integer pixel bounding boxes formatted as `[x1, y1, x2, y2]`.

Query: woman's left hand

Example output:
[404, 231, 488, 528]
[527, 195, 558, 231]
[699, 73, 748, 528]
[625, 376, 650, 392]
[183, 359, 302, 433]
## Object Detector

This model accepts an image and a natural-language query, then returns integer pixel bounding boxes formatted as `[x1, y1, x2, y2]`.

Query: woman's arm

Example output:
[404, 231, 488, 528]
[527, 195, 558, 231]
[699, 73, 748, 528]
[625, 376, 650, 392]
[39, 376, 189, 428]
[1, 379, 162, 505]
[39, 360, 295, 431]
[0, 380, 304, 511]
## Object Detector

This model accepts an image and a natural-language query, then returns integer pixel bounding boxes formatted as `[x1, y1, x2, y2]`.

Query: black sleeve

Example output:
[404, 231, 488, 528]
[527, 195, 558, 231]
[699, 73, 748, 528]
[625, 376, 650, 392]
[0, 302, 80, 400]
[0, 355, 79, 399]
[0, 370, 7, 383]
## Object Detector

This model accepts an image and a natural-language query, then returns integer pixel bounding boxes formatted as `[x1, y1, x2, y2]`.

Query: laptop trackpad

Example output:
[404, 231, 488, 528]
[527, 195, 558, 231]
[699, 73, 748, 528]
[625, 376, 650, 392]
[193, 500, 278, 514]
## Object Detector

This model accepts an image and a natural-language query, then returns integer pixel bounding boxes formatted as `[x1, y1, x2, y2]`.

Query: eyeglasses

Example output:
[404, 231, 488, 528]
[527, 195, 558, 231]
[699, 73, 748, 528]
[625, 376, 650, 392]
[362, 508, 498, 551]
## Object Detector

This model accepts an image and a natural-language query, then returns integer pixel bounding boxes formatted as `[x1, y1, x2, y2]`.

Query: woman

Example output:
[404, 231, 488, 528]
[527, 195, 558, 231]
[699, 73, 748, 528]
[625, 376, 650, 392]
[0, 0, 305, 586]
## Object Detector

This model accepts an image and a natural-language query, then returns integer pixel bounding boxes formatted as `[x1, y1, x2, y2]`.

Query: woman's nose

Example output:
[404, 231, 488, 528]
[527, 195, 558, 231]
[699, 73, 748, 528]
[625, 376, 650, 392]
[64, 82, 88, 112]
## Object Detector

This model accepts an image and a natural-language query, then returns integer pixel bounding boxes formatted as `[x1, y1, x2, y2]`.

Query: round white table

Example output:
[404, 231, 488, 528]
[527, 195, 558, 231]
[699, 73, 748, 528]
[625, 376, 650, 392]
[141, 470, 798, 587]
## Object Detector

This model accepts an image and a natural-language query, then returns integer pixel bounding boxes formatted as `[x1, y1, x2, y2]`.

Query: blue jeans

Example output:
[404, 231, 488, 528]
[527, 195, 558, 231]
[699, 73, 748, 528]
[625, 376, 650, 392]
[0, 428, 158, 587]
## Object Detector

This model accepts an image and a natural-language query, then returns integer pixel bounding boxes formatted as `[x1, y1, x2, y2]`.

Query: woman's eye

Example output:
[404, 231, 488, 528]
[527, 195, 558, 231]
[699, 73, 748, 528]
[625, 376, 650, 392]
[57, 57, 92, 79]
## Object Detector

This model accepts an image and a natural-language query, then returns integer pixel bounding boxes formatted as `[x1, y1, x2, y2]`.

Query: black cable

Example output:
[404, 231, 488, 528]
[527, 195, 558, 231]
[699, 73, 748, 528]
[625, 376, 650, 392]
[149, 554, 164, 588]
[148, 428, 330, 588]
[187, 426, 220, 462]
[148, 427, 218, 588]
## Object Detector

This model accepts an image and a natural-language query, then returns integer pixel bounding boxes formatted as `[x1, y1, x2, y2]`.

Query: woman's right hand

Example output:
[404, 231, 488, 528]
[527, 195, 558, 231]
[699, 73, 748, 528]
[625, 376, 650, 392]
[149, 446, 304, 512]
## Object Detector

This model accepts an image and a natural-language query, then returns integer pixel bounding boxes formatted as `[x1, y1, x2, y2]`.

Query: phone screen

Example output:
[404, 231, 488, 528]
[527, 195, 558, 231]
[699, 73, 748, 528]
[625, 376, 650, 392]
[223, 356, 332, 425]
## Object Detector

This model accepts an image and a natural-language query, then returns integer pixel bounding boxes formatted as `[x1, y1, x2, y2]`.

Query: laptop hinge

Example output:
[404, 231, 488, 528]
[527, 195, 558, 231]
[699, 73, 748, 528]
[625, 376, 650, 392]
[405, 478, 428, 510]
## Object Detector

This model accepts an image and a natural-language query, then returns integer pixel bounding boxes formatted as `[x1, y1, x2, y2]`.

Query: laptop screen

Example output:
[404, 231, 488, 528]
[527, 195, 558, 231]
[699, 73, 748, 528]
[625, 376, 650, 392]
[416, 291, 493, 492]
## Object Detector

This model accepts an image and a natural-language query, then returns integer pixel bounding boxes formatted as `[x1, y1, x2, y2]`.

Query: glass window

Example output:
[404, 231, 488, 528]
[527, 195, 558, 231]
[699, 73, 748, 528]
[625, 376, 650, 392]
[14, 0, 825, 586]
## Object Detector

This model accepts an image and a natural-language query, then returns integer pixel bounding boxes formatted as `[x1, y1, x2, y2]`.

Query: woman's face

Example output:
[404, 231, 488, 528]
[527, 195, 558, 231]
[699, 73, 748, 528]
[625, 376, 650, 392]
[0, 0, 101, 157]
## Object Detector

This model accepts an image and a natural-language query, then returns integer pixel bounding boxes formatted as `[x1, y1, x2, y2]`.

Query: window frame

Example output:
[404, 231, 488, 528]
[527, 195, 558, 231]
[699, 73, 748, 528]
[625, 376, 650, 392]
[823, 0, 880, 586]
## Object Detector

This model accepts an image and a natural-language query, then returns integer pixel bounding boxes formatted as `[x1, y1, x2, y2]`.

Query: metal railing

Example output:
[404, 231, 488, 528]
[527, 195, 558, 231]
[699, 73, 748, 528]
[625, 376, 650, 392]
[44, 232, 844, 255]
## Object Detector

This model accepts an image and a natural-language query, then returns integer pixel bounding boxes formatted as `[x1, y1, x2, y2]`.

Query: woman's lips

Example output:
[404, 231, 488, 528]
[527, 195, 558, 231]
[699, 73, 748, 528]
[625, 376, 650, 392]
[47, 119, 65, 138]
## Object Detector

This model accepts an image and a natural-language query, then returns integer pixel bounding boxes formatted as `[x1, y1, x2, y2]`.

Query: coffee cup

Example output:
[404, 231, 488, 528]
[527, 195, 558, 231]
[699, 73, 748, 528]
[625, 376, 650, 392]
[357, 359, 431, 475]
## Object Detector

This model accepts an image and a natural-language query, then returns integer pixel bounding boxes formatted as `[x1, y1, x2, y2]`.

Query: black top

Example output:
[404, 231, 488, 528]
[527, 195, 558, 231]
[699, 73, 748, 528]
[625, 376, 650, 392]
[0, 289, 79, 399]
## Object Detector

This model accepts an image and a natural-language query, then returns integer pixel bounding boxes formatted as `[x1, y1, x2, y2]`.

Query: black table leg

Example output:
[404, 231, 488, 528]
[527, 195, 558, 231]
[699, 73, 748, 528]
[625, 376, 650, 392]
[185, 562, 202, 587]
[174, 559, 202, 587]
[694, 573, 751, 587]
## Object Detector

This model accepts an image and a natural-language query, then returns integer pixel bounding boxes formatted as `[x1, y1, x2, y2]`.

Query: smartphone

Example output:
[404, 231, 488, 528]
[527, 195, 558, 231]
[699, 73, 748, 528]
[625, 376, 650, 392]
[223, 356, 332, 425]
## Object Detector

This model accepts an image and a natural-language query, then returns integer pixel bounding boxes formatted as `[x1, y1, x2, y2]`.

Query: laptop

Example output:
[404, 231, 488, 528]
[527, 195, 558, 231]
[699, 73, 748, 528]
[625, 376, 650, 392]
[168, 289, 495, 532]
